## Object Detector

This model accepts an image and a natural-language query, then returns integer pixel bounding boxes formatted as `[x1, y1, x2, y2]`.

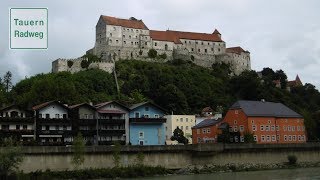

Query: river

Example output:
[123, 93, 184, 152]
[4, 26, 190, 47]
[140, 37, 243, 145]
[127, 167, 320, 180]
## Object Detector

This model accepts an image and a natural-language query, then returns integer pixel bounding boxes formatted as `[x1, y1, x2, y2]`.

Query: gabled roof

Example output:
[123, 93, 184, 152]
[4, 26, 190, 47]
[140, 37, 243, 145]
[149, 30, 224, 44]
[32, 101, 69, 111]
[69, 103, 96, 110]
[129, 101, 167, 113]
[192, 118, 223, 129]
[230, 100, 302, 118]
[94, 101, 129, 110]
[213, 29, 221, 35]
[226, 46, 250, 54]
[101, 15, 149, 30]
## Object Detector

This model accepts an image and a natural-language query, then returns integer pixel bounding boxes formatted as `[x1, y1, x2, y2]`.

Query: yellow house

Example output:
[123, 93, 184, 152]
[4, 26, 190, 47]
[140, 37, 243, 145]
[164, 115, 196, 144]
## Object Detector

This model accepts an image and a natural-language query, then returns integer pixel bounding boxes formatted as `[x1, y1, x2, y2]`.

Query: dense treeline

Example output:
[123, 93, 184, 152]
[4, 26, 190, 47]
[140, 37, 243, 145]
[0, 60, 320, 140]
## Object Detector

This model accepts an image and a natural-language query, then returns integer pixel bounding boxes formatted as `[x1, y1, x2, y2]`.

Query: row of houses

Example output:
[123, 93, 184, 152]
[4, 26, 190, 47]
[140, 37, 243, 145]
[0, 99, 307, 145]
[192, 100, 307, 144]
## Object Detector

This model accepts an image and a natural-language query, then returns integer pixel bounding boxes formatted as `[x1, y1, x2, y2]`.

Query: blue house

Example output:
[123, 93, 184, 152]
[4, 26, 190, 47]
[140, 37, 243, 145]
[129, 102, 167, 145]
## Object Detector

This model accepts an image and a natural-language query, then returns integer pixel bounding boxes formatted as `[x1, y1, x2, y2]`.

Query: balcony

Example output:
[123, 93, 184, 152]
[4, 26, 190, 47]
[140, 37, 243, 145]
[0, 129, 34, 135]
[37, 130, 74, 135]
[0, 117, 34, 123]
[98, 129, 125, 136]
[37, 118, 71, 125]
[98, 119, 125, 124]
[129, 117, 166, 123]
[77, 119, 97, 125]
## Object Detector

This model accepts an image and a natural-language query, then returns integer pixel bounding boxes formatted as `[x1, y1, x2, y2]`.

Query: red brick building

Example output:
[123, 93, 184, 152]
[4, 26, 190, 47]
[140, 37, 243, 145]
[191, 118, 223, 144]
[223, 100, 306, 144]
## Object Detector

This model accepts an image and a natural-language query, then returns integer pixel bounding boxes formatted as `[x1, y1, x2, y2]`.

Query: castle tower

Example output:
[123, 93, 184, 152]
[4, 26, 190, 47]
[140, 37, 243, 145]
[213, 29, 221, 38]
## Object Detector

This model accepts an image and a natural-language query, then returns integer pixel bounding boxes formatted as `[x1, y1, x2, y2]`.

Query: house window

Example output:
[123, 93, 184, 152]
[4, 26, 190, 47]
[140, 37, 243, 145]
[272, 135, 276, 142]
[252, 125, 257, 131]
[202, 128, 206, 134]
[234, 120, 237, 124]
[206, 128, 210, 133]
[139, 140, 144, 145]
[235, 110, 238, 114]
[284, 135, 287, 141]
[63, 114, 67, 119]
[229, 126, 233, 132]
[45, 114, 50, 119]
[233, 126, 238, 132]
[268, 120, 271, 124]
[302, 135, 305, 141]
[186, 126, 189, 130]
[39, 114, 42, 118]
[297, 126, 300, 131]
[144, 114, 149, 118]
[276, 125, 280, 131]
[277, 135, 280, 141]
[180, 118, 183, 122]
[197, 129, 200, 134]
[139, 131, 144, 138]
[16, 125, 20, 130]
[253, 135, 258, 142]
[154, 114, 159, 118]
[240, 136, 244, 142]
[234, 136, 239, 142]
[23, 125, 27, 130]
[260, 125, 264, 131]
[266, 135, 271, 142]
[261, 135, 265, 142]
[55, 114, 60, 119]
[239, 125, 244, 132]
[265, 125, 270, 131]
[293, 135, 296, 141]
[283, 126, 287, 131]
[288, 126, 291, 131]
[186, 118, 188, 122]
[292, 126, 295, 131]
[288, 135, 292, 141]
[135, 112, 140, 118]
[271, 125, 275, 131]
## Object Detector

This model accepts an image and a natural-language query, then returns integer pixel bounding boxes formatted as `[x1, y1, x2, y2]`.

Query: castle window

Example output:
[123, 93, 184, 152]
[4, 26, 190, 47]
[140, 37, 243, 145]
[129, 35, 132, 39]
[218, 48, 220, 52]
[155, 42, 157, 46]
[196, 42, 198, 44]
[127, 28, 129, 31]
[116, 40, 119, 43]
[201, 42, 204, 45]
[189, 41, 191, 44]
[131, 29, 133, 32]
[123, 35, 125, 38]
[140, 30, 143, 33]
[205, 49, 207, 53]
[208, 42, 210, 45]
[109, 39, 112, 43]
[131, 42, 133, 45]
[136, 30, 138, 32]
[185, 41, 187, 43]
[198, 49, 200, 52]
[145, 37, 147, 40]
[211, 48, 214, 51]
[136, 36, 138, 38]
[165, 44, 168, 50]
[145, 42, 147, 45]
[113, 27, 116, 30]
[124, 41, 126, 44]
[110, 33, 112, 37]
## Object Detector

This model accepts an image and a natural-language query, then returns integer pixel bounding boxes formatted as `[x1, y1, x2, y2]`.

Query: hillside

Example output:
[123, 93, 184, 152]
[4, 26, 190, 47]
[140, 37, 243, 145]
[2, 59, 320, 140]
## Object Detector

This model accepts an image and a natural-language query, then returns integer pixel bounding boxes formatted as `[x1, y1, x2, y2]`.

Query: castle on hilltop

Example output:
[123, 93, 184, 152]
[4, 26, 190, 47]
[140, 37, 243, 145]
[52, 15, 251, 75]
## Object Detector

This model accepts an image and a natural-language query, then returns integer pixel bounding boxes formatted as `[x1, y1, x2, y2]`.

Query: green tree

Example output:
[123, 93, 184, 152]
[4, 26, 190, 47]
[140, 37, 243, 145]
[157, 84, 188, 114]
[243, 131, 255, 143]
[171, 127, 189, 144]
[134, 151, 145, 166]
[217, 124, 231, 143]
[148, 49, 157, 58]
[71, 133, 85, 169]
[0, 138, 24, 176]
[112, 142, 121, 167]
[67, 60, 74, 68]
[3, 71, 12, 92]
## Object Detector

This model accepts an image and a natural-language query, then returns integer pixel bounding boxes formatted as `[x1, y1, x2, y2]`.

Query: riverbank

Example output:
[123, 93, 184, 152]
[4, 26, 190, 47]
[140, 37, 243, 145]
[7, 161, 320, 179]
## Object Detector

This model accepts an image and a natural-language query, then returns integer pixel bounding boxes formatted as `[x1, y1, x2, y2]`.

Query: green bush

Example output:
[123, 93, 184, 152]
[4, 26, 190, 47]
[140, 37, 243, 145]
[81, 60, 90, 69]
[148, 49, 157, 58]
[67, 61, 73, 68]
[287, 155, 297, 165]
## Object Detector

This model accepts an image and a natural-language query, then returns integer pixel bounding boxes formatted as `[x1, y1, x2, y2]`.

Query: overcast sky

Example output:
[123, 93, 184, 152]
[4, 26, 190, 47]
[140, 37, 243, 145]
[1, 0, 320, 89]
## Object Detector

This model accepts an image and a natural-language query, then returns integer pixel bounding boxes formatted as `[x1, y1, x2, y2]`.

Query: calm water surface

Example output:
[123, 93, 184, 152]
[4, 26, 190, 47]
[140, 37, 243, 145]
[127, 167, 320, 180]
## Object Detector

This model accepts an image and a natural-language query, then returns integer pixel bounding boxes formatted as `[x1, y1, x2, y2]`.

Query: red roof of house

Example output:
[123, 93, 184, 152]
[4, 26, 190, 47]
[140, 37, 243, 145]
[149, 30, 223, 44]
[226, 46, 250, 54]
[32, 101, 68, 111]
[101, 15, 149, 30]
[288, 75, 303, 87]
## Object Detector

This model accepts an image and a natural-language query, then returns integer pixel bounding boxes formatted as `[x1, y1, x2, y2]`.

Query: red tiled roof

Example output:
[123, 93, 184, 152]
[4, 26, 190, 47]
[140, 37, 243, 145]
[32, 101, 67, 111]
[226, 46, 250, 54]
[202, 107, 213, 113]
[97, 109, 126, 114]
[149, 30, 223, 44]
[149, 30, 182, 44]
[101, 15, 149, 30]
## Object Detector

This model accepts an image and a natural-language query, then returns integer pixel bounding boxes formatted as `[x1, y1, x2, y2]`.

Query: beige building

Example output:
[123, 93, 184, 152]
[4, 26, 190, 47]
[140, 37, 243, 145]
[164, 115, 196, 144]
